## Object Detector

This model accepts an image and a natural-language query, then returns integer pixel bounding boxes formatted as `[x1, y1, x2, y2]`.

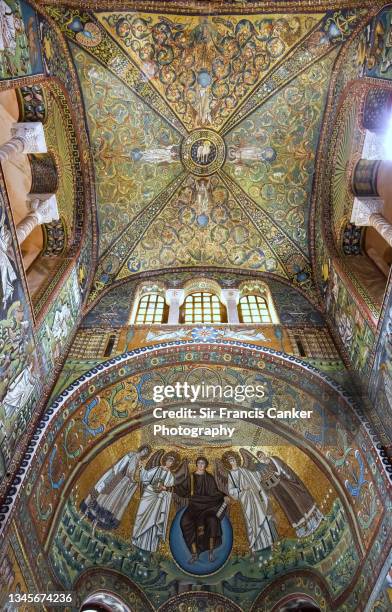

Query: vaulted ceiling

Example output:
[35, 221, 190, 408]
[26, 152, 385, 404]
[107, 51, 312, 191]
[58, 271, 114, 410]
[45, 4, 367, 305]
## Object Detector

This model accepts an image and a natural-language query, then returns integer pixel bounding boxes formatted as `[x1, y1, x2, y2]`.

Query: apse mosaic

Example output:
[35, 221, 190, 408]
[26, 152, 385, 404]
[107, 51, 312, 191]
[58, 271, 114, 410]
[6, 343, 389, 610]
[43, 5, 368, 304]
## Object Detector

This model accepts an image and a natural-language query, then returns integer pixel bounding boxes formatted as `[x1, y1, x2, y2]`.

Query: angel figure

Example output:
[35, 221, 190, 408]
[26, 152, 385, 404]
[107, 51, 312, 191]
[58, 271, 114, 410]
[215, 450, 278, 556]
[132, 450, 188, 552]
[194, 178, 211, 215]
[80, 444, 151, 532]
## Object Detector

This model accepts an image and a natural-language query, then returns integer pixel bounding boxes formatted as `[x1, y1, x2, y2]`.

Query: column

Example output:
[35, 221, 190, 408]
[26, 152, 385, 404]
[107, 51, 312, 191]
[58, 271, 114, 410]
[352, 159, 381, 198]
[0, 122, 47, 163]
[221, 289, 240, 324]
[368, 213, 392, 247]
[352, 157, 392, 222]
[166, 289, 185, 324]
[351, 198, 392, 247]
[16, 195, 59, 244]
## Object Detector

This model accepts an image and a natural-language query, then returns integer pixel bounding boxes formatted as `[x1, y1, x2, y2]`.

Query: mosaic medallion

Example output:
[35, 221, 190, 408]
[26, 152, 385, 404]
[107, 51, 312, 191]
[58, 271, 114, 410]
[181, 129, 226, 176]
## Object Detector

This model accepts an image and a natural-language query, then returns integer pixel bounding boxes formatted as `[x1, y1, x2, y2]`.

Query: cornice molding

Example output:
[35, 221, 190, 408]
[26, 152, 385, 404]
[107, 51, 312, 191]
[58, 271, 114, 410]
[39, 1, 383, 15]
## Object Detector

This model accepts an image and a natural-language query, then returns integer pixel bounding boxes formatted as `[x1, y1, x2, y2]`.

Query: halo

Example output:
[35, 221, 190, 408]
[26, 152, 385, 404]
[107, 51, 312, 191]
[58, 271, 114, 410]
[221, 450, 241, 471]
[161, 450, 181, 470]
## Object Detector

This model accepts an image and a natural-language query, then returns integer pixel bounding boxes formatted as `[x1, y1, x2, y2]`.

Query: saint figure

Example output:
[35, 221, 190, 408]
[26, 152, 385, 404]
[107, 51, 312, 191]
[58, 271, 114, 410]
[80, 444, 151, 531]
[255, 450, 323, 537]
[176, 456, 229, 563]
[3, 364, 36, 419]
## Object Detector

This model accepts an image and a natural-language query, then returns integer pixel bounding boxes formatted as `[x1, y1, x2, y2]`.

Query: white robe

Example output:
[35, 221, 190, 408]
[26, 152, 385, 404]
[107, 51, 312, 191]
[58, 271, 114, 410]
[140, 146, 176, 163]
[3, 365, 35, 419]
[132, 466, 174, 552]
[232, 147, 264, 162]
[0, 225, 17, 309]
[228, 467, 274, 552]
[93, 452, 140, 522]
[0, 0, 16, 52]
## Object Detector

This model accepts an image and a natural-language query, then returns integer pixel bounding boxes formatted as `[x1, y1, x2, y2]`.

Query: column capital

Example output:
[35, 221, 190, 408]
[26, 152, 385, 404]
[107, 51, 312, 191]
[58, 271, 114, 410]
[368, 213, 392, 248]
[351, 197, 384, 226]
[221, 288, 240, 305]
[30, 195, 59, 224]
[16, 196, 59, 245]
[11, 122, 47, 154]
[165, 288, 185, 305]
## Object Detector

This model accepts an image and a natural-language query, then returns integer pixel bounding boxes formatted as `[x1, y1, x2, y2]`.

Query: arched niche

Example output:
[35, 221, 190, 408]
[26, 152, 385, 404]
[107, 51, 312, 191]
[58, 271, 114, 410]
[0, 79, 82, 318]
[73, 568, 154, 611]
[326, 81, 392, 323]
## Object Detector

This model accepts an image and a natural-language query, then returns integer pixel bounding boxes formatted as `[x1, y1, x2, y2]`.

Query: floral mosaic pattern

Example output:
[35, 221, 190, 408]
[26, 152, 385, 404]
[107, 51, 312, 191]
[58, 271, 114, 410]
[72, 48, 183, 256]
[224, 52, 338, 253]
[97, 12, 322, 131]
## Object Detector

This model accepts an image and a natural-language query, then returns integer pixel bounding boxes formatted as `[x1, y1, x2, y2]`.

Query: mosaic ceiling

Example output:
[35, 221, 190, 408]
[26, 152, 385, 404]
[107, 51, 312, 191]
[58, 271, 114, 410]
[45, 5, 367, 304]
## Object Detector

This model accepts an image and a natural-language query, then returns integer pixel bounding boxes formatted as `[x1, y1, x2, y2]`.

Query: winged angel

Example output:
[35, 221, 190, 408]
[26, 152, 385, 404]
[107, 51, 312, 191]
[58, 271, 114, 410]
[215, 449, 278, 555]
[132, 449, 188, 552]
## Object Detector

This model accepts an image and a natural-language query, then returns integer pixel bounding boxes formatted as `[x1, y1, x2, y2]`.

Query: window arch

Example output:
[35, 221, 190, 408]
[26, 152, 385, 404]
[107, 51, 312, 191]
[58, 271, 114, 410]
[80, 591, 131, 612]
[134, 293, 168, 324]
[180, 291, 227, 324]
[238, 294, 272, 323]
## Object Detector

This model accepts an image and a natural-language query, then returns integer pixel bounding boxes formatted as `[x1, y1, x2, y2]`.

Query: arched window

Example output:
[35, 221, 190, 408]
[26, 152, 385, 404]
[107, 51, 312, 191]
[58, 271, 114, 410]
[135, 293, 167, 324]
[238, 294, 272, 323]
[180, 292, 226, 323]
[80, 591, 131, 612]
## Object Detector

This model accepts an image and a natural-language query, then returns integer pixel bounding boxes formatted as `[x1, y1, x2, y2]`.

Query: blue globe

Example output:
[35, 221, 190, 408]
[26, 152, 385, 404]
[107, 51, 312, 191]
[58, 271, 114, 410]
[130, 149, 143, 161]
[169, 507, 233, 576]
[197, 70, 212, 88]
[197, 213, 209, 227]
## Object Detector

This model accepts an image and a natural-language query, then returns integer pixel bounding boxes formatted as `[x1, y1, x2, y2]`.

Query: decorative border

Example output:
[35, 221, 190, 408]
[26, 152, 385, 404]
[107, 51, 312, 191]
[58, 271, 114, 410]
[41, 1, 385, 14]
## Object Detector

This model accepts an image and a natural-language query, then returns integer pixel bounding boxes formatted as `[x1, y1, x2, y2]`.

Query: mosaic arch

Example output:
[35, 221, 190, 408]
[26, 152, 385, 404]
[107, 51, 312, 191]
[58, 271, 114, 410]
[40, 2, 375, 306]
[3, 342, 390, 610]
